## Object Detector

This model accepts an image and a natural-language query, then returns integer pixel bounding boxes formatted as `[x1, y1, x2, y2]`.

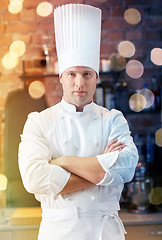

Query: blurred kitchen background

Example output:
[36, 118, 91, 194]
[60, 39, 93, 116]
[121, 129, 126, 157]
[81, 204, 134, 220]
[0, 0, 162, 239]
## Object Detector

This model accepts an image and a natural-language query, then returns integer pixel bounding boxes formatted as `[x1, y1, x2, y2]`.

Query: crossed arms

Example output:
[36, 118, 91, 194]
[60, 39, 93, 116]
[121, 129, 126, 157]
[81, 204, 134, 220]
[50, 139, 125, 194]
[18, 110, 138, 197]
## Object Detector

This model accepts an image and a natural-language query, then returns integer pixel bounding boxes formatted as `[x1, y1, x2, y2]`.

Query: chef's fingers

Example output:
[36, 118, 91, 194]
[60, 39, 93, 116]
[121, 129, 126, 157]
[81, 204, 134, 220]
[107, 143, 125, 153]
[104, 140, 125, 153]
[109, 143, 126, 152]
[103, 139, 118, 153]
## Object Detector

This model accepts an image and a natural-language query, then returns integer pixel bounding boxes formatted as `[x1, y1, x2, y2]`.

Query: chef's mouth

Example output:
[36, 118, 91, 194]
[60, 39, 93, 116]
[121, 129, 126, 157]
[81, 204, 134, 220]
[73, 91, 86, 95]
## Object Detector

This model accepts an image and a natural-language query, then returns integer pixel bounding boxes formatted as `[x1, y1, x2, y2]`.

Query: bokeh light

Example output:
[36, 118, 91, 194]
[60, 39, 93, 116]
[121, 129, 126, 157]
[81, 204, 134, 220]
[124, 8, 141, 25]
[149, 187, 162, 205]
[126, 60, 144, 79]
[139, 88, 155, 108]
[36, 2, 53, 17]
[129, 93, 146, 112]
[0, 174, 7, 191]
[2, 52, 19, 70]
[8, 0, 23, 14]
[9, 40, 26, 58]
[118, 41, 135, 58]
[109, 53, 126, 72]
[0, 61, 14, 75]
[28, 81, 45, 99]
[150, 48, 162, 66]
[155, 128, 162, 147]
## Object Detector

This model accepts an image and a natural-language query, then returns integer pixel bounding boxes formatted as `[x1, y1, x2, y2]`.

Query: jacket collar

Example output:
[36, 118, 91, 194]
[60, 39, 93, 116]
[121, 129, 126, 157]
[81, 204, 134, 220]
[61, 98, 94, 113]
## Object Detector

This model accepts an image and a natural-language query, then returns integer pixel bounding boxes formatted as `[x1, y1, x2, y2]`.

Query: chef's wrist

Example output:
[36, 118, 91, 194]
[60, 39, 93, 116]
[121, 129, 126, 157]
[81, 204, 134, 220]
[49, 157, 64, 167]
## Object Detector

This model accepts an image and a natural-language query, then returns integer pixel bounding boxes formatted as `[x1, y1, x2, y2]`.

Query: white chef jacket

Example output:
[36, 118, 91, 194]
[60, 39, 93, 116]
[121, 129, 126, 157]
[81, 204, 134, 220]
[18, 98, 138, 239]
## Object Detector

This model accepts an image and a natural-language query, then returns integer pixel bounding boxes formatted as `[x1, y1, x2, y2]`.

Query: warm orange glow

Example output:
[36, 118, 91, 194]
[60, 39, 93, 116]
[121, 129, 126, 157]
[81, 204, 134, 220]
[139, 88, 155, 108]
[2, 52, 19, 70]
[155, 128, 162, 147]
[0, 174, 7, 191]
[124, 8, 141, 25]
[10, 0, 24, 2]
[28, 81, 45, 99]
[36, 2, 53, 17]
[0, 61, 13, 75]
[10, 40, 26, 57]
[150, 48, 162, 66]
[109, 53, 126, 72]
[129, 93, 146, 112]
[126, 60, 144, 79]
[8, 0, 23, 14]
[137, 162, 142, 167]
[118, 41, 135, 58]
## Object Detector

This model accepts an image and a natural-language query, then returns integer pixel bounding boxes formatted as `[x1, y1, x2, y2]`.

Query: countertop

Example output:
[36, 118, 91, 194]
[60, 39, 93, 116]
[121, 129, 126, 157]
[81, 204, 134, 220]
[0, 208, 162, 231]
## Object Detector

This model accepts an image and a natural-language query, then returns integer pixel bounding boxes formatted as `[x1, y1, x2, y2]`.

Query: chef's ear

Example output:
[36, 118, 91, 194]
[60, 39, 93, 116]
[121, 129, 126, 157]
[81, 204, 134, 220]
[96, 73, 99, 83]
[60, 75, 63, 84]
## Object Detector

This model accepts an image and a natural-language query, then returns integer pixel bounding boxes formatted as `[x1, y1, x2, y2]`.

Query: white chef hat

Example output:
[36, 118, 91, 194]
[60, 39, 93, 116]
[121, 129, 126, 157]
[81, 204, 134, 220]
[54, 4, 102, 76]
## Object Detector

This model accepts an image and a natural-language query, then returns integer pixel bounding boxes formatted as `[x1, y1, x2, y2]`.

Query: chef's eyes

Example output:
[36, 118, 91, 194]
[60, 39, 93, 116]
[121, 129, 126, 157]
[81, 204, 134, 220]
[67, 72, 92, 78]
[83, 72, 91, 77]
[68, 72, 75, 76]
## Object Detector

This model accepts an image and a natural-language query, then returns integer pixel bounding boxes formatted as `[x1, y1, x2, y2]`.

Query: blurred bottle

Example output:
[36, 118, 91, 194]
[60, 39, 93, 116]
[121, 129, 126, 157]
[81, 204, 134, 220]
[145, 133, 155, 164]
[95, 79, 104, 106]
[151, 75, 160, 111]
[133, 133, 146, 181]
[134, 133, 145, 163]
[114, 82, 121, 110]
[105, 87, 115, 110]
[114, 82, 129, 112]
[121, 82, 129, 112]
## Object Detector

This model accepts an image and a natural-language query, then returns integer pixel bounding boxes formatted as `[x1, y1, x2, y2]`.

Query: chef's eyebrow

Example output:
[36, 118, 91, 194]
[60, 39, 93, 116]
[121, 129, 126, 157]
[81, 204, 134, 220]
[64, 69, 96, 75]
[66, 70, 74, 74]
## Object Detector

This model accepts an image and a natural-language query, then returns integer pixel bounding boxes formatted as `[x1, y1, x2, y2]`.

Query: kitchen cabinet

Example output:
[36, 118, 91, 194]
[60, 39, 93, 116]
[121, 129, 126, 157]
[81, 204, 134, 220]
[0, 226, 162, 240]
[12, 229, 39, 240]
[125, 224, 162, 240]
[0, 231, 12, 240]
[0, 208, 162, 240]
[0, 229, 38, 240]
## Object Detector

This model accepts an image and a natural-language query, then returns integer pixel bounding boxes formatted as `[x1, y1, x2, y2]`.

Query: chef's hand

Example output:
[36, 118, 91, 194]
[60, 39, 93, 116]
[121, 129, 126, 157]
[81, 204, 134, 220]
[49, 157, 61, 165]
[103, 139, 126, 154]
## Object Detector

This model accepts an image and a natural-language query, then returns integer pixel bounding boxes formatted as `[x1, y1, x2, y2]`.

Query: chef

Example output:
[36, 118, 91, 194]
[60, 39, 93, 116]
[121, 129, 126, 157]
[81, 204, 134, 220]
[18, 4, 139, 240]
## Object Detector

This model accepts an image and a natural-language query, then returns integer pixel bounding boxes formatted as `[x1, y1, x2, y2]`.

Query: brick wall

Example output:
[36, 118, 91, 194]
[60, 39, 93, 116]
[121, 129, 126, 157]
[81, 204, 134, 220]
[0, 0, 162, 206]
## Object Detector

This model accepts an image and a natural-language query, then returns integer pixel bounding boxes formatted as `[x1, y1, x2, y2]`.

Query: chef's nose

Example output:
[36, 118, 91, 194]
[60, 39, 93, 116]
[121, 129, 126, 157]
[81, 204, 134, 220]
[75, 75, 84, 88]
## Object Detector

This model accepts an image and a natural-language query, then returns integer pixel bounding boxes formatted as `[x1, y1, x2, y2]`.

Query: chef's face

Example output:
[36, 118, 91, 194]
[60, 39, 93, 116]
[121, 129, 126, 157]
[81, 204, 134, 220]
[60, 66, 98, 111]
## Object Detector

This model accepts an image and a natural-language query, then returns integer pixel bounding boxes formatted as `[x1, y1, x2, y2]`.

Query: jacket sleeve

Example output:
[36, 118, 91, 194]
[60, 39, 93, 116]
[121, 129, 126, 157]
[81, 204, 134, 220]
[96, 109, 139, 186]
[18, 112, 71, 197]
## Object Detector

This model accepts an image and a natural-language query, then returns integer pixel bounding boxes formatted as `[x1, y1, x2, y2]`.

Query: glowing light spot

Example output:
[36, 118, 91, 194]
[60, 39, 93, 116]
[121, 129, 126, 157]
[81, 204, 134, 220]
[36, 2, 53, 17]
[150, 48, 162, 66]
[109, 53, 126, 72]
[124, 8, 141, 25]
[118, 41, 135, 58]
[10, 40, 26, 58]
[149, 187, 162, 205]
[8, 0, 23, 14]
[0, 61, 13, 75]
[129, 93, 146, 112]
[139, 88, 155, 108]
[0, 174, 7, 191]
[126, 60, 144, 79]
[101, 59, 111, 72]
[28, 81, 45, 99]
[2, 52, 19, 70]
[155, 128, 162, 147]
